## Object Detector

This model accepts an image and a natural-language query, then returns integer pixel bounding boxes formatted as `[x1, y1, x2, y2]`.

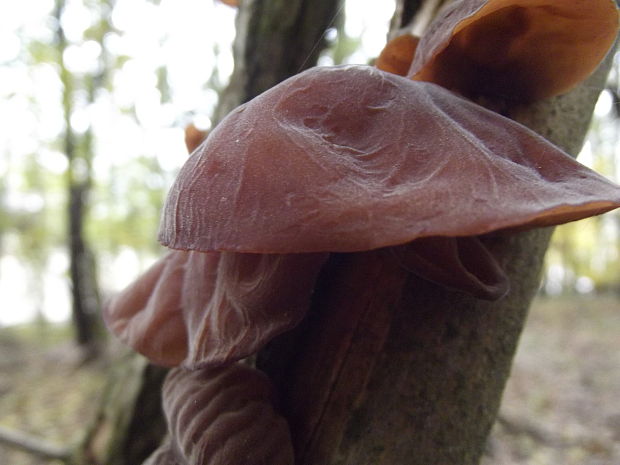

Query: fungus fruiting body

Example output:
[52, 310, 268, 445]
[408, 0, 620, 101]
[103, 3, 620, 463]
[160, 65, 620, 256]
[375, 34, 419, 76]
[144, 364, 294, 465]
[103, 250, 327, 368]
[107, 64, 620, 372]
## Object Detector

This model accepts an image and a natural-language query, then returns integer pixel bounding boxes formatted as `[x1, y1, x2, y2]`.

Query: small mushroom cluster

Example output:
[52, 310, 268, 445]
[104, 1, 620, 464]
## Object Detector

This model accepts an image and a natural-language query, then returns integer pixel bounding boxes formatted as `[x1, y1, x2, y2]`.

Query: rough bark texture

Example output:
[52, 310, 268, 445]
[255, 3, 617, 465]
[77, 354, 168, 465]
[214, 0, 343, 120]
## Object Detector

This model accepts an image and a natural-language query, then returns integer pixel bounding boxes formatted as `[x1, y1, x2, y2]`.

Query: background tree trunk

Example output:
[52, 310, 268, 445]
[54, 0, 103, 358]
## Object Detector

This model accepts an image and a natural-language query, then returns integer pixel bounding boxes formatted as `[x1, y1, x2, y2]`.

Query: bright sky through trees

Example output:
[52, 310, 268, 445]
[0, 0, 395, 325]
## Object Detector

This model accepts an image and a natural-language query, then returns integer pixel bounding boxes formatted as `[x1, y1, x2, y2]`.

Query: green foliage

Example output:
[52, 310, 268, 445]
[88, 156, 168, 256]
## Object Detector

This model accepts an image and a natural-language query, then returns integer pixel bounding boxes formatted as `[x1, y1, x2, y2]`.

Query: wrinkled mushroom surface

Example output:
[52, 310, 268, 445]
[103, 250, 327, 368]
[408, 0, 619, 101]
[160, 65, 620, 255]
[144, 365, 294, 465]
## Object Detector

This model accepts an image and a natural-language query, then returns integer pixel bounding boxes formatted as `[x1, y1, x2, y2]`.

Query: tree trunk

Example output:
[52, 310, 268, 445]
[214, 0, 343, 120]
[54, 0, 103, 357]
[254, 2, 618, 464]
[68, 182, 101, 353]
[76, 355, 168, 465]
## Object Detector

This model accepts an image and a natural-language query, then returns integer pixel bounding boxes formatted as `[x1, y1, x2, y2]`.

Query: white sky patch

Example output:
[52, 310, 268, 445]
[64, 40, 103, 74]
[594, 89, 613, 118]
[343, 0, 395, 64]
[0, 255, 35, 326]
[0, 32, 21, 63]
[578, 140, 594, 169]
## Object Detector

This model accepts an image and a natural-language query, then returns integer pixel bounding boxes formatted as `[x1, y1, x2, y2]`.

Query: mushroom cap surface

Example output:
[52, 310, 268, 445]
[408, 0, 619, 101]
[160, 65, 620, 254]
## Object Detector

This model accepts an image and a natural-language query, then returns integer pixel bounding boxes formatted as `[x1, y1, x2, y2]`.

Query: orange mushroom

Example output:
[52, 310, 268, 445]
[375, 33, 419, 76]
[143, 364, 294, 465]
[408, 0, 620, 101]
[216, 0, 238, 8]
[183, 123, 208, 153]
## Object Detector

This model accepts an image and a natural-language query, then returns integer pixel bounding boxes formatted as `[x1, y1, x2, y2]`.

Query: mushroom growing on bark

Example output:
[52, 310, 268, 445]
[99, 1, 620, 463]
[407, 0, 620, 101]
[105, 63, 620, 374]
[159, 65, 620, 300]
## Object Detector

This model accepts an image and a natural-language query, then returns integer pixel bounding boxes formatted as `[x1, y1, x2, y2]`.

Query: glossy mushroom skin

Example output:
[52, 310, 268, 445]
[103, 250, 327, 368]
[408, 0, 619, 101]
[160, 65, 620, 255]
[144, 364, 294, 465]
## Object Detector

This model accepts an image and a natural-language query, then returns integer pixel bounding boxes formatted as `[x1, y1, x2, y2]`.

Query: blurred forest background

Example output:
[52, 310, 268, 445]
[0, 0, 619, 464]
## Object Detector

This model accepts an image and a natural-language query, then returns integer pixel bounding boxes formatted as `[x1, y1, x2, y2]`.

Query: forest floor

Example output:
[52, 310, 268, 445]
[0, 295, 618, 465]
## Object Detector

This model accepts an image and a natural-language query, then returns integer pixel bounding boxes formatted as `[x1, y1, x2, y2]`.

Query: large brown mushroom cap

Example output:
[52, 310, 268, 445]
[160, 65, 620, 254]
[408, 0, 619, 101]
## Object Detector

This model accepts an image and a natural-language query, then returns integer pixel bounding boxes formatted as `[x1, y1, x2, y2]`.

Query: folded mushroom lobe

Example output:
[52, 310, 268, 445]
[159, 65, 620, 255]
[181, 251, 328, 369]
[397, 236, 509, 300]
[408, 0, 619, 101]
[375, 34, 419, 76]
[104, 250, 327, 368]
[103, 252, 189, 366]
[155, 365, 294, 465]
